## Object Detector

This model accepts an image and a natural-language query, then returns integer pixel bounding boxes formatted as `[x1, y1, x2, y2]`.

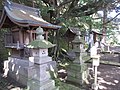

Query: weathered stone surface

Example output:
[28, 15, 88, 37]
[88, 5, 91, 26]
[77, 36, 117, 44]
[8, 70, 28, 85]
[27, 56, 56, 90]
[27, 79, 55, 90]
[67, 63, 88, 84]
[34, 56, 52, 64]
[4, 57, 57, 87]
[4, 57, 33, 85]
[3, 27, 57, 90]
[67, 76, 82, 84]
[59, 82, 83, 90]
[67, 63, 87, 71]
[8, 57, 29, 66]
[67, 31, 89, 87]
[27, 60, 56, 81]
[33, 64, 51, 82]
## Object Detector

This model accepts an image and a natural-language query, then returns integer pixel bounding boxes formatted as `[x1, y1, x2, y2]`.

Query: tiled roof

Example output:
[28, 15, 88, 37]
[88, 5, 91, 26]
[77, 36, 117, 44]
[0, 0, 61, 29]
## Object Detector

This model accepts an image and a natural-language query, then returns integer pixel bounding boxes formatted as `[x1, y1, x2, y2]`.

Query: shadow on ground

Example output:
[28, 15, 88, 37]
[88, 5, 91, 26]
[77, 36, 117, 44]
[0, 73, 26, 90]
[98, 65, 120, 90]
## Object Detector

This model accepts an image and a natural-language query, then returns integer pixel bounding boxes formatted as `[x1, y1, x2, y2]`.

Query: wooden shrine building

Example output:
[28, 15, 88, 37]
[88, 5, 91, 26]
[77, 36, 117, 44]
[91, 29, 103, 43]
[0, 0, 61, 59]
[0, 0, 61, 88]
[64, 27, 104, 50]
[63, 27, 85, 50]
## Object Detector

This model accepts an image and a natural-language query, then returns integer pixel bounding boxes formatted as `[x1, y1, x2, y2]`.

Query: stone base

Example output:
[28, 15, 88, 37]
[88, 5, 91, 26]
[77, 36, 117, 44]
[27, 79, 56, 90]
[4, 57, 57, 90]
[3, 58, 30, 85]
[67, 63, 88, 85]
[59, 82, 87, 90]
[8, 70, 28, 85]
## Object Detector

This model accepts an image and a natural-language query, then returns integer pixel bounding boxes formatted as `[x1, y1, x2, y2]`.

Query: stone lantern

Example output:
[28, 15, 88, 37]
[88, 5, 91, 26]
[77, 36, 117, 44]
[72, 31, 85, 63]
[27, 27, 56, 90]
[28, 27, 55, 56]
[67, 30, 89, 86]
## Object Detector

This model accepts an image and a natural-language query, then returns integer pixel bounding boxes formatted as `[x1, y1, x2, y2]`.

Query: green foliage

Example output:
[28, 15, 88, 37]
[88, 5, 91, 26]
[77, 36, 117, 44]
[59, 82, 80, 90]
[0, 0, 119, 60]
[0, 29, 8, 61]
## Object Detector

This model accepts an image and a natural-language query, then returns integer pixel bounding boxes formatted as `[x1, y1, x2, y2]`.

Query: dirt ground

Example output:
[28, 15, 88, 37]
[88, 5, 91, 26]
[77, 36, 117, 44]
[97, 52, 120, 90]
[0, 71, 26, 90]
[0, 64, 120, 90]
[98, 64, 120, 90]
[0, 53, 120, 90]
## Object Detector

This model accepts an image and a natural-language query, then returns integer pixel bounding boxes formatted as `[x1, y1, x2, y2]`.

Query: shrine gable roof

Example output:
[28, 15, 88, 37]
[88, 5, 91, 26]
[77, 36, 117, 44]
[0, 0, 61, 29]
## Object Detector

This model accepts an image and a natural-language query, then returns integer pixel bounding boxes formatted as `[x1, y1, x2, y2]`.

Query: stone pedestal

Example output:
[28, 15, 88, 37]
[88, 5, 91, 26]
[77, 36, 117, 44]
[67, 63, 88, 84]
[67, 53, 89, 85]
[3, 56, 56, 90]
[3, 57, 31, 85]
[28, 79, 55, 90]
[27, 56, 56, 90]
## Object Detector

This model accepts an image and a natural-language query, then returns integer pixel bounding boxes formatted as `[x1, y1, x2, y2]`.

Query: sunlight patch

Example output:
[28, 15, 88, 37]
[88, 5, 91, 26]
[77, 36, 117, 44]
[117, 67, 120, 69]
[12, 64, 15, 71]
[29, 15, 48, 23]
[98, 79, 116, 85]
[105, 75, 110, 78]
[20, 10, 26, 14]
[114, 80, 119, 83]
[98, 77, 104, 80]
[97, 71, 101, 75]
[99, 85, 107, 90]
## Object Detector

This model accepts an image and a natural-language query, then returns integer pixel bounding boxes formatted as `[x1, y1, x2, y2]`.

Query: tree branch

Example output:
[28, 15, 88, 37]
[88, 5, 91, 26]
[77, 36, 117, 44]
[57, 0, 73, 8]
[104, 13, 120, 25]
[62, 0, 104, 18]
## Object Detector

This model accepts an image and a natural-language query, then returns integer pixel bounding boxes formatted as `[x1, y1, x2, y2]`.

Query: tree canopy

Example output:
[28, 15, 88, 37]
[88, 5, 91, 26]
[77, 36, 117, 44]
[0, 0, 119, 27]
[0, 0, 119, 43]
[0, 0, 120, 59]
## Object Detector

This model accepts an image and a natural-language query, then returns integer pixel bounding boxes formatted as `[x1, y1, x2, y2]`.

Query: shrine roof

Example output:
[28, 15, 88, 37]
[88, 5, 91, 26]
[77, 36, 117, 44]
[91, 29, 103, 35]
[62, 27, 81, 42]
[0, 0, 61, 29]
[67, 27, 80, 34]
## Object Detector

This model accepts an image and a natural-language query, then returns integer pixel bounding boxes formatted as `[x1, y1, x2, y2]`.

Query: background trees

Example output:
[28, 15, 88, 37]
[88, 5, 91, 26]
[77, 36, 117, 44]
[0, 0, 119, 60]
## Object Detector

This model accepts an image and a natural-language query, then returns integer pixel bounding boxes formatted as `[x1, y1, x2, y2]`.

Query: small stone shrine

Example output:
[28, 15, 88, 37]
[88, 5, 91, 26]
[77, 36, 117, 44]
[67, 30, 89, 86]
[27, 27, 56, 90]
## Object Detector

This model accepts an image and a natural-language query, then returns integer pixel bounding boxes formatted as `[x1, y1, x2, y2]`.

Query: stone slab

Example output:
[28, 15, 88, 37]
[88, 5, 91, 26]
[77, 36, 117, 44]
[8, 57, 29, 66]
[27, 79, 55, 90]
[67, 63, 87, 71]
[67, 63, 88, 85]
[8, 70, 28, 85]
[34, 56, 52, 64]
[8, 62, 28, 77]
[4, 56, 57, 90]
[4, 58, 32, 85]
[67, 75, 83, 84]
[29, 64, 51, 82]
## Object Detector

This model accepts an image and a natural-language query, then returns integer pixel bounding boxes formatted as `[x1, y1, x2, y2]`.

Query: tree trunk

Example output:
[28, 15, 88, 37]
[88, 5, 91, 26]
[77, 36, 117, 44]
[102, 4, 107, 43]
